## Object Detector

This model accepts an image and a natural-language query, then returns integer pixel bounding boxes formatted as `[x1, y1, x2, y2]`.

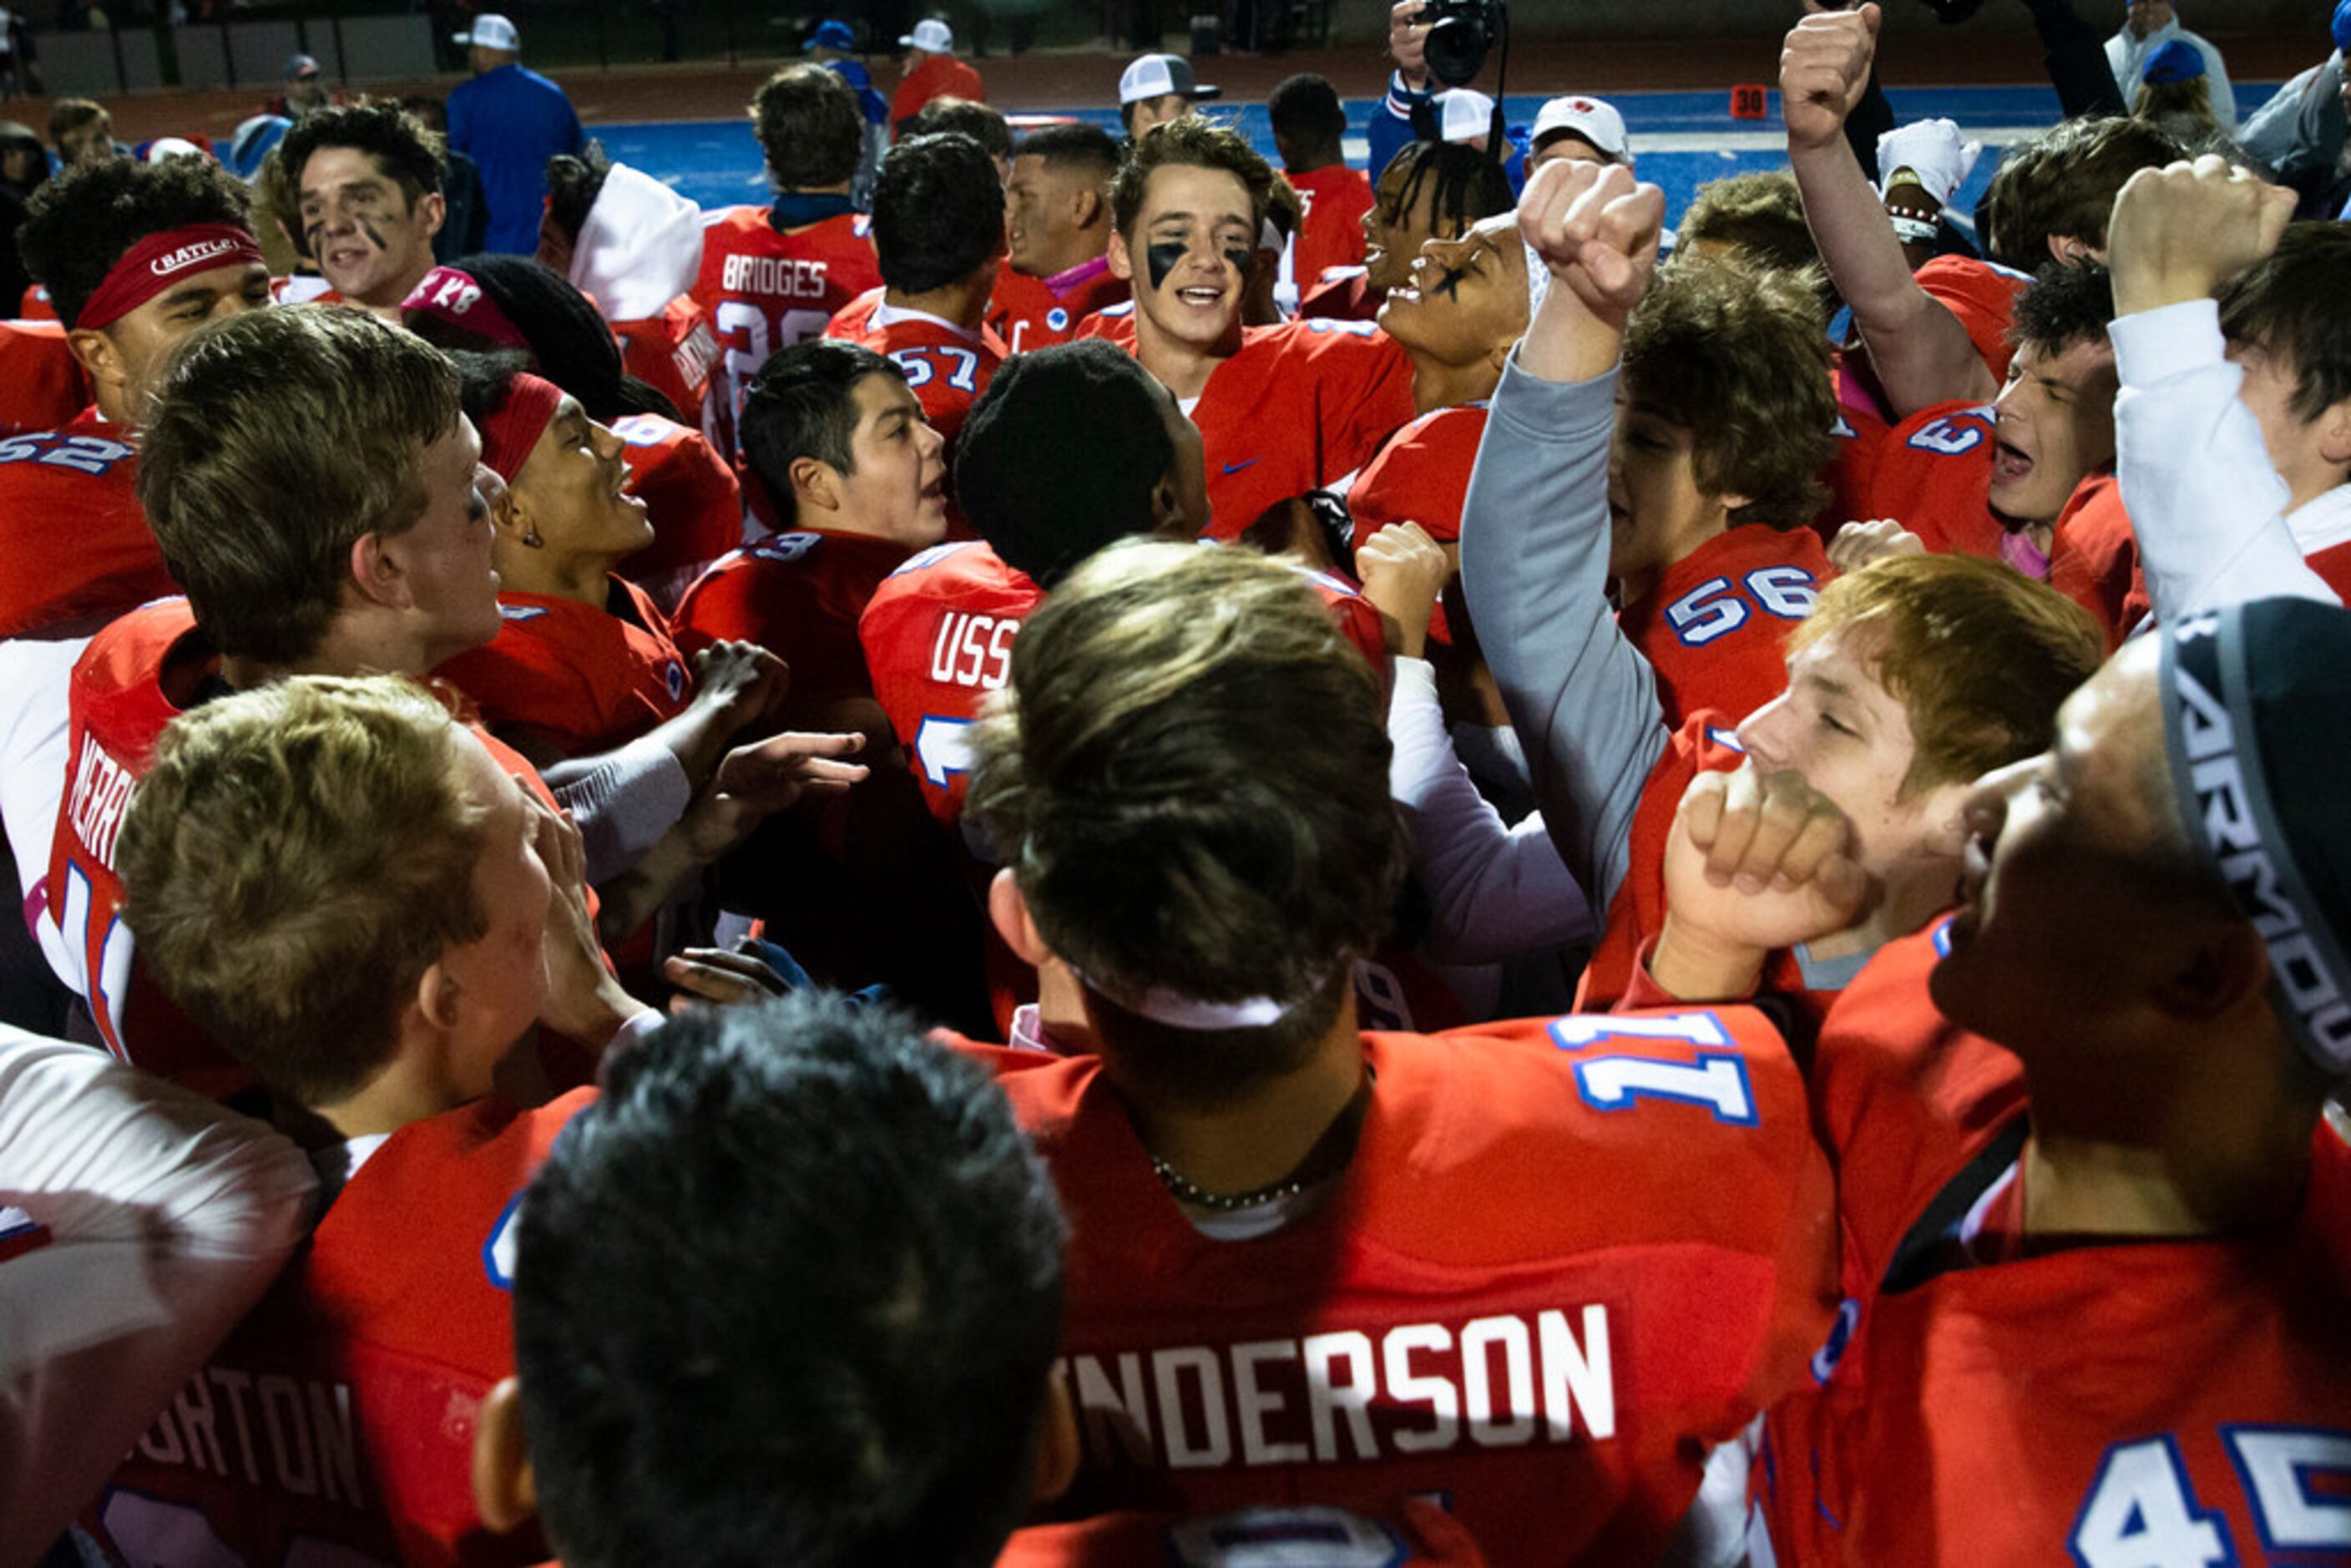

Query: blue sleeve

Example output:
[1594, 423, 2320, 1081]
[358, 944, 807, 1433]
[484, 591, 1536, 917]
[1459, 352, 1667, 917]
[446, 85, 472, 154]
[1365, 70, 1426, 179]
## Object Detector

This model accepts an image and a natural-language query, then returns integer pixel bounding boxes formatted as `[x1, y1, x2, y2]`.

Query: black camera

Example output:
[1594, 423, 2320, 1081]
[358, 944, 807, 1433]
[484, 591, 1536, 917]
[1417, 0, 1503, 87]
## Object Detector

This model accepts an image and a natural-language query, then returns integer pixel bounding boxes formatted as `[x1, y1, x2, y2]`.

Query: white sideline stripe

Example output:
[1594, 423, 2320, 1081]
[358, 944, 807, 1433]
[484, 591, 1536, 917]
[1341, 124, 2047, 159]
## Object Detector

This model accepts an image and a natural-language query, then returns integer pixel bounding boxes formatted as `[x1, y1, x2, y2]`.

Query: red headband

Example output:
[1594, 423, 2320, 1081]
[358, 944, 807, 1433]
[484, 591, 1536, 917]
[77, 223, 265, 331]
[400, 265, 529, 351]
[478, 372, 564, 484]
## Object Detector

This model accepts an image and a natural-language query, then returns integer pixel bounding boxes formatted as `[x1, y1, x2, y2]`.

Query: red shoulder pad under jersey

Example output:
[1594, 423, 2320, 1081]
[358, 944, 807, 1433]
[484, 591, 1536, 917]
[1764, 1065, 2351, 1565]
[1914, 255, 2033, 385]
[83, 1090, 593, 1567]
[999, 1498, 1489, 1567]
[1189, 320, 1417, 541]
[1287, 165, 1377, 301]
[1347, 402, 1486, 549]
[1861, 398, 2009, 559]
[693, 206, 882, 457]
[1299, 266, 1379, 322]
[1575, 713, 1843, 1033]
[432, 578, 691, 756]
[1073, 298, 1138, 346]
[997, 1012, 1834, 1567]
[0, 321, 88, 437]
[670, 529, 911, 711]
[2045, 473, 2137, 651]
[613, 294, 718, 430]
[826, 297, 1007, 445]
[48, 599, 242, 1091]
[859, 539, 1042, 824]
[1617, 524, 1828, 731]
[610, 412, 745, 603]
[0, 412, 172, 638]
[987, 261, 1130, 355]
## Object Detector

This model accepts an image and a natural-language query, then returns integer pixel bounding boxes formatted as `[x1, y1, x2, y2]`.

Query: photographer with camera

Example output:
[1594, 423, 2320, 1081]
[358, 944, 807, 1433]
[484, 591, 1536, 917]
[1368, 0, 1504, 188]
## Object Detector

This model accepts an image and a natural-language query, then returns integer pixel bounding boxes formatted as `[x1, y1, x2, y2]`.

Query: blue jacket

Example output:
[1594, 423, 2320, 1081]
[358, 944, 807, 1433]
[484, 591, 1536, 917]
[447, 63, 585, 254]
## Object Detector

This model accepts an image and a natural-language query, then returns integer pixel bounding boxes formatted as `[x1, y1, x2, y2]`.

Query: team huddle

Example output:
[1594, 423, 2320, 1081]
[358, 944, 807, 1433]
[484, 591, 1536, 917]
[1, 4, 2348, 1565]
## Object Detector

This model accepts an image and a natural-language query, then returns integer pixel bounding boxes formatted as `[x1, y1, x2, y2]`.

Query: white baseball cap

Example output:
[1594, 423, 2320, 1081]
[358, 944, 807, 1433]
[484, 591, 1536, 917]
[1119, 53, 1220, 106]
[898, 18, 953, 53]
[1434, 88, 1494, 144]
[453, 13, 520, 50]
[1530, 94, 1631, 165]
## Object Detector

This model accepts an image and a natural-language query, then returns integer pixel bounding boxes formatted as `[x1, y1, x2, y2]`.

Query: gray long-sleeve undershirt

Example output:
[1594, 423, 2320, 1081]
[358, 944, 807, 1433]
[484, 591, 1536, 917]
[1458, 349, 1666, 922]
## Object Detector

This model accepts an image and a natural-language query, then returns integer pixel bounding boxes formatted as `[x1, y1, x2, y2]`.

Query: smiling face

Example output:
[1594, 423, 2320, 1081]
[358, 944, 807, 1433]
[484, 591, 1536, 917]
[1735, 628, 1970, 888]
[298, 144, 445, 309]
[826, 371, 950, 547]
[504, 395, 655, 569]
[1363, 159, 1460, 296]
[1110, 162, 1255, 357]
[1989, 334, 2118, 528]
[1378, 214, 1528, 372]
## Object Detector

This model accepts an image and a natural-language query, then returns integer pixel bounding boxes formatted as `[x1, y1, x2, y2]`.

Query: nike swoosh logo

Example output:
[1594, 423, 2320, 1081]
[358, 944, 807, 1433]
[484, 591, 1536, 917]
[1221, 458, 1261, 475]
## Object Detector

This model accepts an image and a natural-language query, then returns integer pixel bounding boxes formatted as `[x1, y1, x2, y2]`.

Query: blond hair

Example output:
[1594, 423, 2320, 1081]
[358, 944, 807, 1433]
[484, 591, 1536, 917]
[119, 675, 491, 1106]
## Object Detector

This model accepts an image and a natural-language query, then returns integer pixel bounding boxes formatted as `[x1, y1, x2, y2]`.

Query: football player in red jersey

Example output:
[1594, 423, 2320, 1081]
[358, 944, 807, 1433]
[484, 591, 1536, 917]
[989, 123, 1129, 354]
[282, 100, 447, 320]
[1302, 139, 1512, 324]
[1106, 118, 1416, 539]
[1269, 73, 1375, 305]
[693, 64, 882, 458]
[401, 255, 746, 609]
[862, 338, 1207, 827]
[0, 320, 87, 437]
[540, 149, 721, 433]
[1462, 159, 2102, 1030]
[954, 539, 1833, 1562]
[2, 156, 270, 994]
[1660, 596, 2351, 1566]
[825, 130, 1008, 448]
[83, 674, 654, 1566]
[51, 308, 863, 1086]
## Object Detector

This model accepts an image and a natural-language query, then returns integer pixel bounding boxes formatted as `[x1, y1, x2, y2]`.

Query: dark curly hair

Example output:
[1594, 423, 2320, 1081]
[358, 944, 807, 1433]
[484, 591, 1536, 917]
[18, 155, 254, 328]
[279, 98, 447, 205]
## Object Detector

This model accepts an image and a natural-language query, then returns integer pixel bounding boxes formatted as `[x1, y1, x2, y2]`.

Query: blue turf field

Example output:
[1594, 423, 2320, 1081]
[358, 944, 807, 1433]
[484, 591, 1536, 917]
[595, 79, 2282, 233]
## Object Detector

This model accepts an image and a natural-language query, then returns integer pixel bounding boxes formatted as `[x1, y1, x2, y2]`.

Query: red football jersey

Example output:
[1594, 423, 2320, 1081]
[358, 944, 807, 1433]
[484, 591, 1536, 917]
[1617, 524, 1828, 731]
[1758, 922, 2351, 1567]
[1576, 714, 1843, 1030]
[1163, 320, 1416, 541]
[1347, 402, 1484, 549]
[50, 599, 575, 1094]
[83, 1090, 589, 1567]
[1287, 165, 1377, 305]
[859, 539, 1042, 824]
[433, 577, 691, 756]
[0, 321, 88, 437]
[1299, 267, 1380, 324]
[890, 53, 985, 128]
[612, 294, 719, 432]
[999, 1499, 1489, 1567]
[2045, 473, 2136, 650]
[987, 259, 1130, 355]
[609, 411, 745, 604]
[693, 206, 882, 457]
[1914, 254, 2031, 386]
[995, 1009, 1835, 1566]
[0, 411, 170, 639]
[823, 286, 1008, 445]
[670, 529, 913, 713]
[1858, 398, 2010, 560]
[1820, 383, 1892, 542]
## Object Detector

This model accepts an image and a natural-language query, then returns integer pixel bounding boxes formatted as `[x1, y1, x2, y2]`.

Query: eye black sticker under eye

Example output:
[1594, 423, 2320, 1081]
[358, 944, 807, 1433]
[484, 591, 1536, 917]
[1147, 240, 1186, 292]
[1221, 244, 1253, 278]
[1429, 260, 1470, 301]
[355, 216, 389, 252]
